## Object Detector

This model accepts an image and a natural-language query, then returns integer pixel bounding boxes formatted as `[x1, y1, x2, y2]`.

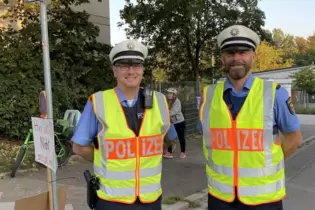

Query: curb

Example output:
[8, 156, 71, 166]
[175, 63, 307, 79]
[162, 188, 208, 210]
[287, 134, 315, 161]
[0, 202, 74, 210]
[0, 168, 39, 179]
[0, 155, 82, 179]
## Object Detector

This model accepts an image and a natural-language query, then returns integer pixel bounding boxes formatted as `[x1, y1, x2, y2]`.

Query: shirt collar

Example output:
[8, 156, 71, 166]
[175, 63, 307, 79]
[114, 87, 139, 103]
[224, 73, 255, 92]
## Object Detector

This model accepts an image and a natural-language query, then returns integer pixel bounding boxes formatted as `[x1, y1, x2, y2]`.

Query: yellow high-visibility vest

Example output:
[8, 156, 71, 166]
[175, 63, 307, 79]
[90, 88, 170, 204]
[199, 77, 285, 205]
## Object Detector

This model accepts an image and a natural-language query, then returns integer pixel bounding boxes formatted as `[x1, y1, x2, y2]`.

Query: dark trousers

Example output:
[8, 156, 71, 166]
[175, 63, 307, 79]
[168, 121, 186, 153]
[95, 196, 162, 210]
[208, 193, 283, 210]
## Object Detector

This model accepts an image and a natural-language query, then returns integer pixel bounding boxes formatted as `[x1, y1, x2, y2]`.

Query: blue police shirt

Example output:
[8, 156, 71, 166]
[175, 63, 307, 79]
[72, 87, 177, 146]
[197, 74, 300, 134]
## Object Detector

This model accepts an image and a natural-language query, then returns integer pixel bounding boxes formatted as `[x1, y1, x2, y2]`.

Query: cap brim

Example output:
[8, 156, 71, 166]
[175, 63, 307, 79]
[114, 58, 144, 65]
[221, 46, 255, 52]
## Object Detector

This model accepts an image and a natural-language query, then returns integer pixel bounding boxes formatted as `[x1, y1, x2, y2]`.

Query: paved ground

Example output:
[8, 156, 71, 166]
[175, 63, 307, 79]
[0, 133, 206, 210]
[0, 123, 314, 210]
[300, 124, 315, 140]
[187, 134, 315, 210]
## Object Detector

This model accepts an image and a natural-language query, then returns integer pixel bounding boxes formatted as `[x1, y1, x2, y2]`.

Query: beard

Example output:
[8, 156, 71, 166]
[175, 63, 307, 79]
[224, 61, 251, 80]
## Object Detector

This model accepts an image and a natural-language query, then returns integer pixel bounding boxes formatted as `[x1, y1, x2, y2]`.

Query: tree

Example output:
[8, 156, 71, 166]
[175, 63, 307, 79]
[272, 28, 297, 60]
[291, 67, 315, 94]
[118, 0, 270, 87]
[291, 66, 315, 107]
[292, 35, 315, 65]
[307, 33, 315, 51]
[295, 37, 309, 53]
[272, 28, 285, 48]
[0, 0, 113, 138]
[252, 41, 293, 71]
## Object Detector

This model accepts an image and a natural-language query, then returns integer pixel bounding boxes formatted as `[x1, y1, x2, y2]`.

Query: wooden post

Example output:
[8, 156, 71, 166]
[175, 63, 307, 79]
[39, 90, 54, 210]
[47, 168, 54, 210]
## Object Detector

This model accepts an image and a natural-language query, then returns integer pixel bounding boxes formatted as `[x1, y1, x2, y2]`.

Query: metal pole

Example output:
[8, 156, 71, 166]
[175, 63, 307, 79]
[40, 0, 59, 209]
[159, 81, 161, 92]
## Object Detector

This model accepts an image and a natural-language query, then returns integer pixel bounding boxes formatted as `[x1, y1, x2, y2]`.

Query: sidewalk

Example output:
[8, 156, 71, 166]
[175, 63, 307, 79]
[171, 138, 315, 210]
[1, 133, 315, 210]
[0, 134, 207, 210]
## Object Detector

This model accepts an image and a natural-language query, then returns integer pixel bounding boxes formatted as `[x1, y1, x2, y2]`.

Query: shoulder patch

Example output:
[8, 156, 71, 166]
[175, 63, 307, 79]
[286, 97, 295, 115]
[276, 84, 281, 89]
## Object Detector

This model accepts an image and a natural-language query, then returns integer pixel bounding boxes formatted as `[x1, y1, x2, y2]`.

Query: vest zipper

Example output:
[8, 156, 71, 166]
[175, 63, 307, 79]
[232, 120, 238, 196]
[136, 136, 139, 197]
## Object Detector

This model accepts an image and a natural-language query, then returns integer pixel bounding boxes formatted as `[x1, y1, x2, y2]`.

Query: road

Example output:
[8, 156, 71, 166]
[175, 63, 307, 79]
[300, 124, 315, 140]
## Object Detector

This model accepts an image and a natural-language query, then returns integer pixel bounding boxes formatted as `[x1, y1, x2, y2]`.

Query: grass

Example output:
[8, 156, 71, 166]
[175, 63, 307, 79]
[0, 138, 40, 173]
[162, 196, 183, 204]
[294, 106, 315, 114]
[193, 189, 203, 193]
[162, 196, 201, 208]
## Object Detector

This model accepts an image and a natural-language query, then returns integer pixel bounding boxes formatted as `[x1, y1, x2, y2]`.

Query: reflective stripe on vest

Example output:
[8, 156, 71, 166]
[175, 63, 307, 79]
[91, 89, 170, 204]
[200, 78, 285, 205]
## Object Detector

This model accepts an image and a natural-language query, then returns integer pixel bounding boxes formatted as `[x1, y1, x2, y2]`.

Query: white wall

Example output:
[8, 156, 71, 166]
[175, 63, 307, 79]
[253, 70, 297, 79]
[0, 0, 111, 44]
[71, 0, 111, 44]
[262, 78, 292, 96]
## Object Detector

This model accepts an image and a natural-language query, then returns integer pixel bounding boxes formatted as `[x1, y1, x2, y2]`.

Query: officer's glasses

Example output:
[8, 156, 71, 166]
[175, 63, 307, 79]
[115, 64, 143, 71]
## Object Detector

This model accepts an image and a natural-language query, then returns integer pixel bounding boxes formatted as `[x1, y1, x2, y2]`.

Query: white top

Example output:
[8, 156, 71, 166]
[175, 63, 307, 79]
[169, 98, 185, 124]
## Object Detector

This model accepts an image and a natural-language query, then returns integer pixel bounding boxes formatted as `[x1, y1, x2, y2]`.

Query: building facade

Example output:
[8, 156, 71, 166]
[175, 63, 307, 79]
[0, 0, 21, 29]
[72, 0, 111, 44]
[218, 65, 313, 96]
[0, 0, 111, 45]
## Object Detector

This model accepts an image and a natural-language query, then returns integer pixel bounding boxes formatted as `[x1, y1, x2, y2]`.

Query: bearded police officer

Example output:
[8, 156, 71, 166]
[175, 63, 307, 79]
[71, 39, 177, 210]
[197, 25, 302, 210]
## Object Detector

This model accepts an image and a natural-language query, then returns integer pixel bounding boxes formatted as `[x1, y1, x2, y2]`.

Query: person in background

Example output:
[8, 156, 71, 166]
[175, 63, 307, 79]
[163, 88, 187, 159]
[71, 39, 177, 210]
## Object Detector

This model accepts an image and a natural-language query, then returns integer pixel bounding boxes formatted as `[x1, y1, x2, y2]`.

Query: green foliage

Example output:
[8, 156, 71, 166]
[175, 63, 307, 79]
[291, 67, 315, 94]
[119, 0, 269, 83]
[292, 50, 315, 66]
[294, 107, 315, 115]
[0, 0, 113, 138]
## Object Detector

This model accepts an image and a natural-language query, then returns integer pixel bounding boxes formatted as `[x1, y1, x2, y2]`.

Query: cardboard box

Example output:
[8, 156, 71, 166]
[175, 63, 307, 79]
[0, 185, 71, 210]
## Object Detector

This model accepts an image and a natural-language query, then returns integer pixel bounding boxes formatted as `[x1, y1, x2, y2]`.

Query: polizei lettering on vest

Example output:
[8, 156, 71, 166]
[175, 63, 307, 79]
[140, 136, 163, 157]
[237, 129, 264, 151]
[209, 129, 264, 151]
[210, 129, 232, 150]
[103, 136, 163, 159]
[104, 138, 136, 159]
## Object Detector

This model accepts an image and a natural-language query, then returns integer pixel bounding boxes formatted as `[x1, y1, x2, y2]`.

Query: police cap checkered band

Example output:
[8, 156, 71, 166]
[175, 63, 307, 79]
[109, 39, 148, 64]
[217, 25, 260, 51]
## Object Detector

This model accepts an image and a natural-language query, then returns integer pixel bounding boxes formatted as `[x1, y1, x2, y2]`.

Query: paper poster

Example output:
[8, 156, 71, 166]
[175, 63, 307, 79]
[31, 117, 57, 172]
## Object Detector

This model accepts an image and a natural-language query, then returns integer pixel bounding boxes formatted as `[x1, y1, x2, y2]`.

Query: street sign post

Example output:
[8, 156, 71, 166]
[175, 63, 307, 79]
[38, 0, 59, 209]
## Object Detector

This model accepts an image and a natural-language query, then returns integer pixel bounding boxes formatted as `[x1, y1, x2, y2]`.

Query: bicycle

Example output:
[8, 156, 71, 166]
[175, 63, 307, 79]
[10, 119, 73, 178]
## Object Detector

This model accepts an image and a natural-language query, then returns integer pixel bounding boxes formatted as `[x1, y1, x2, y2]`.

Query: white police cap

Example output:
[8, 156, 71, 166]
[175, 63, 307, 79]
[217, 25, 260, 51]
[109, 39, 148, 64]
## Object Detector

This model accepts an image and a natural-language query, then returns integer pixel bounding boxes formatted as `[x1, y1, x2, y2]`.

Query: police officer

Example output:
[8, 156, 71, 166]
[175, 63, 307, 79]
[198, 25, 303, 210]
[71, 39, 177, 210]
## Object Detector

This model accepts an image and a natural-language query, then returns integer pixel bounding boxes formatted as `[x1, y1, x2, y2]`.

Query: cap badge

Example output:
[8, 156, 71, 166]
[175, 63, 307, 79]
[127, 42, 135, 50]
[230, 28, 239, 36]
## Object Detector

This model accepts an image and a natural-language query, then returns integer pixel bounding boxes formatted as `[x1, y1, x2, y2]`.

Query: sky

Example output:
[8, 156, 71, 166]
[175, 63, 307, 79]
[109, 0, 315, 46]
